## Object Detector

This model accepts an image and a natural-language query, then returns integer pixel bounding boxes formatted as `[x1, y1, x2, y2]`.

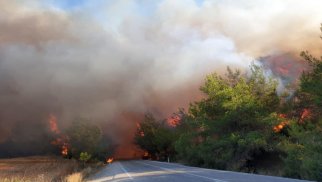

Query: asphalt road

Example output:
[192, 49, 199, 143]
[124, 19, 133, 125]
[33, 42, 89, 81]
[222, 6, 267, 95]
[87, 160, 310, 182]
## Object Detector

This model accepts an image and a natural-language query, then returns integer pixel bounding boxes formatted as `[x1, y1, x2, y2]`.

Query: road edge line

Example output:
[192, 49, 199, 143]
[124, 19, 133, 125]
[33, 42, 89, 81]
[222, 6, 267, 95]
[136, 161, 226, 182]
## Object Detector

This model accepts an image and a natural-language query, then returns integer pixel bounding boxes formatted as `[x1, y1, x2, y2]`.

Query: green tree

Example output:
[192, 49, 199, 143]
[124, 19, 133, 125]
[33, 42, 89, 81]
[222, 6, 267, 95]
[282, 25, 322, 181]
[299, 51, 322, 112]
[282, 121, 322, 181]
[175, 65, 282, 171]
[79, 152, 92, 166]
[66, 118, 102, 158]
[134, 113, 177, 161]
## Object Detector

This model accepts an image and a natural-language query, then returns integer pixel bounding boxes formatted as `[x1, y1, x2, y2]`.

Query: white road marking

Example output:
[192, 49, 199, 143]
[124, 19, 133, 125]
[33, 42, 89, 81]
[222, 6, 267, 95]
[148, 160, 230, 173]
[118, 161, 133, 180]
[135, 161, 227, 182]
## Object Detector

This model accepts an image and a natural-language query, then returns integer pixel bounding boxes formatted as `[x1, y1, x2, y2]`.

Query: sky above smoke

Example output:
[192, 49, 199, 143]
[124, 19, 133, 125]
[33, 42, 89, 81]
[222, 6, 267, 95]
[0, 0, 321, 157]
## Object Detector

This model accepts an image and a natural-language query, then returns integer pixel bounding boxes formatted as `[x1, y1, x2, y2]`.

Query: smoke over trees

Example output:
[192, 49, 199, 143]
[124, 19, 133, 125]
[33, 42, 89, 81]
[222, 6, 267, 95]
[0, 0, 321, 159]
[134, 27, 322, 181]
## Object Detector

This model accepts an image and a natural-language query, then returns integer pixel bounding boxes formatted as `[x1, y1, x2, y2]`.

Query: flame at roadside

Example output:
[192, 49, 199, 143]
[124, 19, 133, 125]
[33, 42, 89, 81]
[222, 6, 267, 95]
[61, 144, 68, 156]
[106, 157, 114, 164]
[48, 114, 69, 157]
[0, 0, 321, 158]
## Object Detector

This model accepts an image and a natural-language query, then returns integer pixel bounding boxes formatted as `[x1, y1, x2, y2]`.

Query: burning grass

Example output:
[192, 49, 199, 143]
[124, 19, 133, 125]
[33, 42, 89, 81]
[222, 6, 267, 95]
[0, 156, 84, 182]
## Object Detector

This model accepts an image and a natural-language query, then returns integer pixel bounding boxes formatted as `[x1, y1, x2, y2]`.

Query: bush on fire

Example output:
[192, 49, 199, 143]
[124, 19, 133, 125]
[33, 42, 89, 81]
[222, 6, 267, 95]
[134, 26, 322, 181]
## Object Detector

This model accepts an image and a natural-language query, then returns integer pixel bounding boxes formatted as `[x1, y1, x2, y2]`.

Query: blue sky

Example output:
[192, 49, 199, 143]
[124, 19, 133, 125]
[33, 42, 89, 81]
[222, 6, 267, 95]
[49, 0, 86, 10]
[48, 0, 204, 11]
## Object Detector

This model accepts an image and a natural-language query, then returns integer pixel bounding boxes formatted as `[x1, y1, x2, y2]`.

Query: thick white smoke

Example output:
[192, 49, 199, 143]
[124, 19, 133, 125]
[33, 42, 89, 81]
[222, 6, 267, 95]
[0, 0, 321, 157]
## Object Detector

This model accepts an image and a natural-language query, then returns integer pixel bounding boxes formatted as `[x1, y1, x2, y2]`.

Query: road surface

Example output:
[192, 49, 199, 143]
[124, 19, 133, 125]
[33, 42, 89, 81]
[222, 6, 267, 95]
[87, 160, 310, 182]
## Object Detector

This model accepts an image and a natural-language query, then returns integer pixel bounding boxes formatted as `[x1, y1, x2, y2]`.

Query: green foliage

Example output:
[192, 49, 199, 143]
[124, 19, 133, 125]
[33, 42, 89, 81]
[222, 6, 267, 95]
[175, 65, 283, 170]
[300, 51, 322, 110]
[66, 118, 113, 161]
[282, 30, 322, 180]
[79, 152, 91, 163]
[134, 26, 322, 181]
[67, 118, 102, 157]
[282, 120, 322, 181]
[134, 113, 177, 160]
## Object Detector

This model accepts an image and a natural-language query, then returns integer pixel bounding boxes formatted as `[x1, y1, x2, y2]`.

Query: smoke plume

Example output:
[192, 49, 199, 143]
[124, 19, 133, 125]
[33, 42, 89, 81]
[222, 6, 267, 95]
[0, 0, 321, 158]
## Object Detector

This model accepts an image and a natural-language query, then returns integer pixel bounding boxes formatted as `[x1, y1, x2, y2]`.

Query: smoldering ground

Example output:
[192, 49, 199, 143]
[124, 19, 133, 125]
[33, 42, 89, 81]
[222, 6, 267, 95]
[0, 0, 321, 158]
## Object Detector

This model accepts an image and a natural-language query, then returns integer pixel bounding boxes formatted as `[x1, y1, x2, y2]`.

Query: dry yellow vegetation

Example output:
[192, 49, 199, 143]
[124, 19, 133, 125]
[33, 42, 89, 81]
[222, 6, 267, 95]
[0, 156, 83, 182]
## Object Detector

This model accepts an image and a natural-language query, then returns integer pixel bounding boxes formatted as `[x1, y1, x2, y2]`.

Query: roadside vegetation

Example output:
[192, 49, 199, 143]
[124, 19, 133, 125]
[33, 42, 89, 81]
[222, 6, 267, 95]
[0, 156, 99, 182]
[0, 120, 111, 182]
[134, 26, 322, 181]
[63, 118, 114, 162]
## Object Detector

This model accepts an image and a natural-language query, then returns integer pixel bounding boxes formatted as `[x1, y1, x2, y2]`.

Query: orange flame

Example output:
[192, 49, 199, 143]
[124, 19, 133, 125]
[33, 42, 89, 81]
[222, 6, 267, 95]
[106, 157, 114, 163]
[273, 114, 289, 133]
[136, 122, 141, 129]
[52, 136, 69, 157]
[278, 114, 287, 118]
[167, 115, 181, 127]
[299, 108, 311, 123]
[136, 122, 145, 137]
[48, 114, 69, 156]
[49, 114, 60, 134]
[51, 137, 63, 145]
[273, 122, 286, 133]
[61, 144, 68, 156]
[143, 152, 149, 157]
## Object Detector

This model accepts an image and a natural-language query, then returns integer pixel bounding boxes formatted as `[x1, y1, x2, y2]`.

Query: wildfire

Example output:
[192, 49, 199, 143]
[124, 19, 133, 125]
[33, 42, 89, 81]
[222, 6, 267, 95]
[106, 157, 114, 163]
[278, 114, 287, 118]
[167, 115, 181, 127]
[273, 114, 289, 133]
[273, 121, 289, 133]
[136, 122, 141, 129]
[61, 144, 68, 156]
[277, 66, 289, 76]
[299, 108, 311, 123]
[49, 114, 60, 134]
[143, 152, 149, 157]
[136, 122, 145, 137]
[48, 114, 69, 157]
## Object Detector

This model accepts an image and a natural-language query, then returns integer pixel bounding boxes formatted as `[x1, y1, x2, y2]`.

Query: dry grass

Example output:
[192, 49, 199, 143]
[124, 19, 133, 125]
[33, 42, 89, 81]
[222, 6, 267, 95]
[0, 156, 82, 182]
[65, 167, 96, 182]
[65, 172, 83, 182]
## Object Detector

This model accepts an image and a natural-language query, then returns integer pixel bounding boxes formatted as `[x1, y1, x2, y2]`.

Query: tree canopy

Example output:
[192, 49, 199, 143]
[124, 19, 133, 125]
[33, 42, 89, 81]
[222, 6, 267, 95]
[65, 118, 114, 161]
[134, 113, 177, 160]
[134, 26, 322, 181]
